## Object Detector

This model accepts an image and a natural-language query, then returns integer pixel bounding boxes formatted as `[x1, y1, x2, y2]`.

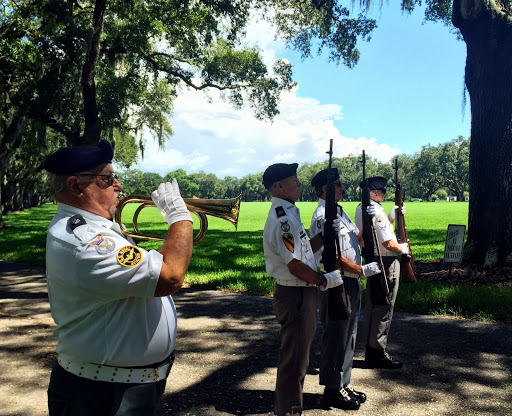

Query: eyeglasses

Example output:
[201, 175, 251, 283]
[281, 178, 301, 186]
[75, 172, 119, 187]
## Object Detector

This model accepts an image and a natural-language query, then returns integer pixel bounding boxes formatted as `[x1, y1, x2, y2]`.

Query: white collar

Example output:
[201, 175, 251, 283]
[56, 203, 114, 228]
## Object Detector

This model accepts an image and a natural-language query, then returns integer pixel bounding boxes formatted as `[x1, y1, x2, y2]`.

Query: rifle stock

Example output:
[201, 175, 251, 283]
[322, 139, 349, 321]
[394, 158, 417, 283]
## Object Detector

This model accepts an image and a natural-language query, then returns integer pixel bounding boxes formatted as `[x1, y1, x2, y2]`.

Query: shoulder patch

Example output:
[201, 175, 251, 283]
[117, 246, 143, 267]
[280, 220, 290, 232]
[68, 214, 87, 230]
[275, 206, 286, 218]
[89, 234, 116, 254]
[282, 233, 294, 253]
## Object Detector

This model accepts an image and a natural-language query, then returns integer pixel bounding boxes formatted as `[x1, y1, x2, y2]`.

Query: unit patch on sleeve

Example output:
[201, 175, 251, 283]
[282, 233, 295, 253]
[280, 220, 291, 232]
[117, 246, 143, 267]
[89, 234, 116, 254]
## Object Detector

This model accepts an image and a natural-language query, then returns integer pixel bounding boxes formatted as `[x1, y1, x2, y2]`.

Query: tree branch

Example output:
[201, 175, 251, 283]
[142, 53, 247, 91]
[3, 79, 78, 142]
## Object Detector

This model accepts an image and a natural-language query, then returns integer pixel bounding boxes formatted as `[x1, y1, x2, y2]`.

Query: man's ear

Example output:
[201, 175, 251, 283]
[67, 176, 83, 197]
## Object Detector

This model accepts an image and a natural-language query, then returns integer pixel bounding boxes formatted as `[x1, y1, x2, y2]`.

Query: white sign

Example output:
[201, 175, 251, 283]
[443, 224, 466, 264]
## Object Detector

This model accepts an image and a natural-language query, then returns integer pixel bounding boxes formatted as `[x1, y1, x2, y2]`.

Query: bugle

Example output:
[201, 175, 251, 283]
[114, 193, 242, 244]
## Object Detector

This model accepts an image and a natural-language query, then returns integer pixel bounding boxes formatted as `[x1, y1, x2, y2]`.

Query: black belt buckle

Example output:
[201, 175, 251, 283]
[160, 352, 175, 367]
[129, 351, 176, 369]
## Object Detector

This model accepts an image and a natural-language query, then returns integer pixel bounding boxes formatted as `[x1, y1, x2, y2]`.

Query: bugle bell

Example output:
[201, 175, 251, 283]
[114, 193, 242, 244]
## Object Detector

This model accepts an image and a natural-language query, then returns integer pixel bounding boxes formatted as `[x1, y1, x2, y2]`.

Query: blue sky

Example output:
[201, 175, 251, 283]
[130, 4, 470, 179]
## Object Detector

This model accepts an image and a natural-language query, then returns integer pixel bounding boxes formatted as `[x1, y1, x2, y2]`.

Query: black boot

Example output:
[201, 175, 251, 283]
[365, 346, 403, 369]
[344, 384, 367, 403]
[322, 387, 360, 410]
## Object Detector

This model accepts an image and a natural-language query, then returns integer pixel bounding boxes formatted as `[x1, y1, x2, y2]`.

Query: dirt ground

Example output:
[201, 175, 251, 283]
[414, 259, 512, 286]
[1, 259, 512, 416]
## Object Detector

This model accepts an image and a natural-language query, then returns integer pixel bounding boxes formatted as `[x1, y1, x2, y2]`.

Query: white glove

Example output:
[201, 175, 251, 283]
[388, 205, 406, 223]
[332, 215, 348, 236]
[366, 204, 377, 217]
[361, 262, 381, 277]
[151, 180, 193, 226]
[319, 270, 343, 291]
[399, 243, 409, 255]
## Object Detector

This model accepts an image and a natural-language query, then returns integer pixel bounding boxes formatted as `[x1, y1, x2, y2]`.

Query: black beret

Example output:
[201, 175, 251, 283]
[311, 168, 340, 188]
[360, 176, 388, 192]
[44, 140, 114, 174]
[262, 163, 298, 189]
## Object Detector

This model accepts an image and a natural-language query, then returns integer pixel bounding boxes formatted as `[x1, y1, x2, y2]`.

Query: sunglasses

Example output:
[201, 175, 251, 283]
[75, 172, 119, 187]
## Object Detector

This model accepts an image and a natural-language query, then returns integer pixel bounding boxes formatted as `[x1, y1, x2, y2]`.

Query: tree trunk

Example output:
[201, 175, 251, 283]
[81, 0, 107, 145]
[0, 165, 4, 228]
[454, 1, 512, 266]
[0, 114, 22, 223]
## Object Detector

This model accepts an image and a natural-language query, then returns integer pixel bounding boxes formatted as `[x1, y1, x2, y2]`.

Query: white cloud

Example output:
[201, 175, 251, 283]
[127, 13, 399, 179]
[130, 86, 399, 179]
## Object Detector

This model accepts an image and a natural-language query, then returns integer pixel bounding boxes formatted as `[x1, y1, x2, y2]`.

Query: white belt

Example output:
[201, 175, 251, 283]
[58, 354, 174, 384]
[275, 278, 314, 287]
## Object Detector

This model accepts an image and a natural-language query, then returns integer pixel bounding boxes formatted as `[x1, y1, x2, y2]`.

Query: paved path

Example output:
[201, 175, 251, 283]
[1, 260, 511, 416]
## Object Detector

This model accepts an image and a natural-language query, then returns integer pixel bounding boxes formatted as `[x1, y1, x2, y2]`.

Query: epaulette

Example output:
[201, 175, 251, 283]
[275, 206, 286, 218]
[68, 214, 87, 230]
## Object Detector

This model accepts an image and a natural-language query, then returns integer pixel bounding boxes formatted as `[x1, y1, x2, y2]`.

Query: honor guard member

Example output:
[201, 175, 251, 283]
[262, 163, 343, 416]
[355, 176, 409, 369]
[44, 140, 193, 415]
[309, 168, 381, 410]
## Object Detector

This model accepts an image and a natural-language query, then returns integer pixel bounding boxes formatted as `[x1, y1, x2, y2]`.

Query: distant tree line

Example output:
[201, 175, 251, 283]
[118, 136, 469, 203]
[0, 136, 468, 221]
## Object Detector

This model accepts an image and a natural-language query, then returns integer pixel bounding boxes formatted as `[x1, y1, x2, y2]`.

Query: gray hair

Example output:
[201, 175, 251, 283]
[49, 174, 69, 199]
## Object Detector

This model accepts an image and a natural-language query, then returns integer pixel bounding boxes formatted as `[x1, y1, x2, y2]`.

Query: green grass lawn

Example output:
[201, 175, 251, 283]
[2, 200, 511, 322]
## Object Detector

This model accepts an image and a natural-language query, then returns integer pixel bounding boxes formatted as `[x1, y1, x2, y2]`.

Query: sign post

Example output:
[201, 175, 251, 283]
[443, 224, 466, 277]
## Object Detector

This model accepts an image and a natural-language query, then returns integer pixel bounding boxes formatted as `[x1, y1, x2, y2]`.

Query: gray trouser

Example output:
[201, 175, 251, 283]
[318, 276, 361, 389]
[273, 285, 318, 416]
[362, 257, 400, 351]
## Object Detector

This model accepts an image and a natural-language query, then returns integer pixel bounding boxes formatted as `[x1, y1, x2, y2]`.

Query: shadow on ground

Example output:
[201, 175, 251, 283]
[1, 260, 511, 416]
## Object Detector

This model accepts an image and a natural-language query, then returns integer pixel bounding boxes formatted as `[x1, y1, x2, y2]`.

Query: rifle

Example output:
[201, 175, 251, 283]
[360, 150, 390, 305]
[322, 139, 349, 321]
[393, 158, 417, 283]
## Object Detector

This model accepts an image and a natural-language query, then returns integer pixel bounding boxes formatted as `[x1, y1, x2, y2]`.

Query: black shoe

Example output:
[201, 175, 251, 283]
[365, 347, 403, 369]
[344, 385, 367, 403]
[322, 387, 360, 410]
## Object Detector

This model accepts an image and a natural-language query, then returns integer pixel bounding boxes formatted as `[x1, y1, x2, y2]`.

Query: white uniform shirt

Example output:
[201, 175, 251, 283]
[355, 201, 397, 256]
[46, 203, 176, 367]
[263, 197, 317, 283]
[309, 199, 361, 274]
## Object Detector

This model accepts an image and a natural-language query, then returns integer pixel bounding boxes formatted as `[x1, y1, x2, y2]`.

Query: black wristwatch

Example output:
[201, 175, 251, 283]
[318, 273, 327, 287]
